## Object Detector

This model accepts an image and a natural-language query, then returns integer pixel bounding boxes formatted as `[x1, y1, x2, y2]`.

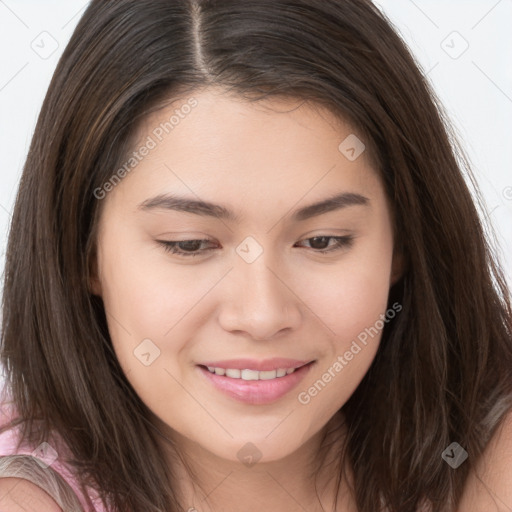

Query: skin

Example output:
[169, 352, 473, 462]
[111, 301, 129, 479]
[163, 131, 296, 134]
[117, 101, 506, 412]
[457, 413, 512, 512]
[90, 87, 404, 511]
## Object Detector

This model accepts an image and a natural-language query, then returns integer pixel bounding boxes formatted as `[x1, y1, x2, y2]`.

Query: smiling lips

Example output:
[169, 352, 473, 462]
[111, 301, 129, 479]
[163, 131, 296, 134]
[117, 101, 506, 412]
[197, 358, 315, 405]
[199, 357, 312, 381]
[199, 357, 313, 372]
[205, 366, 297, 380]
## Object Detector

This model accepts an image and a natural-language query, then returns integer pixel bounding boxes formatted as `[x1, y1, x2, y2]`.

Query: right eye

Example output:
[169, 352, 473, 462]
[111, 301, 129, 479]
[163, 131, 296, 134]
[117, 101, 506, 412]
[157, 239, 218, 258]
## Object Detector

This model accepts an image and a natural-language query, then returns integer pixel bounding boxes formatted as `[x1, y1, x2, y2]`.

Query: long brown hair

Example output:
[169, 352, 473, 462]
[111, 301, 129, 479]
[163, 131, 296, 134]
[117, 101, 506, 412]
[1, 1, 511, 511]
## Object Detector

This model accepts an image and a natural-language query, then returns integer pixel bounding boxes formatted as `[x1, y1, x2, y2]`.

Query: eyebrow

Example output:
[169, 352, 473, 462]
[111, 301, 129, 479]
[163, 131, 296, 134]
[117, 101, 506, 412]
[137, 191, 370, 222]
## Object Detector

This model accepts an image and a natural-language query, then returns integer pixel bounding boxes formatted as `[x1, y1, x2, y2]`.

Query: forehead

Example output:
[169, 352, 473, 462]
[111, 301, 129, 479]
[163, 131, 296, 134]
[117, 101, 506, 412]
[136, 88, 364, 157]
[106, 88, 384, 218]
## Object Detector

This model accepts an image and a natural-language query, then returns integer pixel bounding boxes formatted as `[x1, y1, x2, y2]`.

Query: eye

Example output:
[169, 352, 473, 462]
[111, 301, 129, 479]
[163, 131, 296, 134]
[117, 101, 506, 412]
[157, 235, 354, 258]
[158, 239, 217, 257]
[294, 235, 354, 254]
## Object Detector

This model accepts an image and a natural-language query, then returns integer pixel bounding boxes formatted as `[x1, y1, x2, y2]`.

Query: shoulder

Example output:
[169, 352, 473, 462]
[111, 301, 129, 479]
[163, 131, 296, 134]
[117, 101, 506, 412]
[457, 409, 512, 511]
[0, 477, 63, 511]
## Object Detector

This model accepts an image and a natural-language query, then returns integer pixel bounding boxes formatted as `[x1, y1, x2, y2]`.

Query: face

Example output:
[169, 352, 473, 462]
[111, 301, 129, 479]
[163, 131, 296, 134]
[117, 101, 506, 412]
[91, 87, 402, 465]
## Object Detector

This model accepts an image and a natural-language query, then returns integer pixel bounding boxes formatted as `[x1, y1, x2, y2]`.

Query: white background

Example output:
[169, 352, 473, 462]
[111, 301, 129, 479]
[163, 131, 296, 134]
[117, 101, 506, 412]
[0, 1, 511, 385]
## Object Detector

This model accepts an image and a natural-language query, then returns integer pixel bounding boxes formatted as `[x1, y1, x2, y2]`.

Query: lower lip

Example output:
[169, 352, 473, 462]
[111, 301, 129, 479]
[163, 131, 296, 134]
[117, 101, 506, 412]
[197, 362, 315, 405]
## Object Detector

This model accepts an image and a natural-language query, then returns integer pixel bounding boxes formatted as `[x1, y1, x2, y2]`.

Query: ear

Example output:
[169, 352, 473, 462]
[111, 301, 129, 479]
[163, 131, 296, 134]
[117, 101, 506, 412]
[390, 246, 407, 286]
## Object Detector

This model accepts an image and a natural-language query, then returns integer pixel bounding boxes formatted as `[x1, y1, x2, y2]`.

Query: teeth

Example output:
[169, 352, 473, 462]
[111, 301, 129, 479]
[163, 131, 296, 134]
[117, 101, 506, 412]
[259, 370, 279, 380]
[205, 366, 298, 380]
[242, 369, 260, 380]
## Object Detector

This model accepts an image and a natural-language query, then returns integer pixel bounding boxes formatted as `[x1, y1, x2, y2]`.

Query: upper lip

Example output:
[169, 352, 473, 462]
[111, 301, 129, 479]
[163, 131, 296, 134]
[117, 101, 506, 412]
[199, 358, 314, 371]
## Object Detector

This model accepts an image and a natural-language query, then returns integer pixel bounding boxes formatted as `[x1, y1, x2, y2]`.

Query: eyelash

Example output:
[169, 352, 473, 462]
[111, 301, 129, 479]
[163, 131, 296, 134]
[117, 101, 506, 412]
[157, 235, 354, 258]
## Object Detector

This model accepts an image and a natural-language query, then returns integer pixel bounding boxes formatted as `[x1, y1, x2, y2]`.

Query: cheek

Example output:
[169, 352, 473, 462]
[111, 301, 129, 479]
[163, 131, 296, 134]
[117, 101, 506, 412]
[293, 230, 394, 409]
[99, 232, 205, 332]
[299, 237, 394, 342]
[98, 235, 227, 383]
[295, 261, 393, 418]
[97, 250, 198, 411]
[96, 240, 174, 367]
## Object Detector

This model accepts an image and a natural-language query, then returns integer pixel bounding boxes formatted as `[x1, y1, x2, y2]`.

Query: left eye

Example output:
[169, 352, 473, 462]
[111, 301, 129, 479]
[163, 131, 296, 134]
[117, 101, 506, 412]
[158, 235, 354, 258]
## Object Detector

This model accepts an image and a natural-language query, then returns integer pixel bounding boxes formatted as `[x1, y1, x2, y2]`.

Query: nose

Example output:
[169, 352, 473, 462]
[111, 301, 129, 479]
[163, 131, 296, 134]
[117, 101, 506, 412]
[217, 255, 302, 340]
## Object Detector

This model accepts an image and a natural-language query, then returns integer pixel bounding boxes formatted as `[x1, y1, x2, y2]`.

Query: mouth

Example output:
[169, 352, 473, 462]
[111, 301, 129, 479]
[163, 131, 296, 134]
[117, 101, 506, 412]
[196, 360, 316, 405]
[199, 361, 311, 381]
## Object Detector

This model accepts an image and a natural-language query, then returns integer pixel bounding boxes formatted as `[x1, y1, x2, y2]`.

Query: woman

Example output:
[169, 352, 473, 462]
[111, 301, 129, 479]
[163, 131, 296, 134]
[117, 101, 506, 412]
[1, 1, 511, 511]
